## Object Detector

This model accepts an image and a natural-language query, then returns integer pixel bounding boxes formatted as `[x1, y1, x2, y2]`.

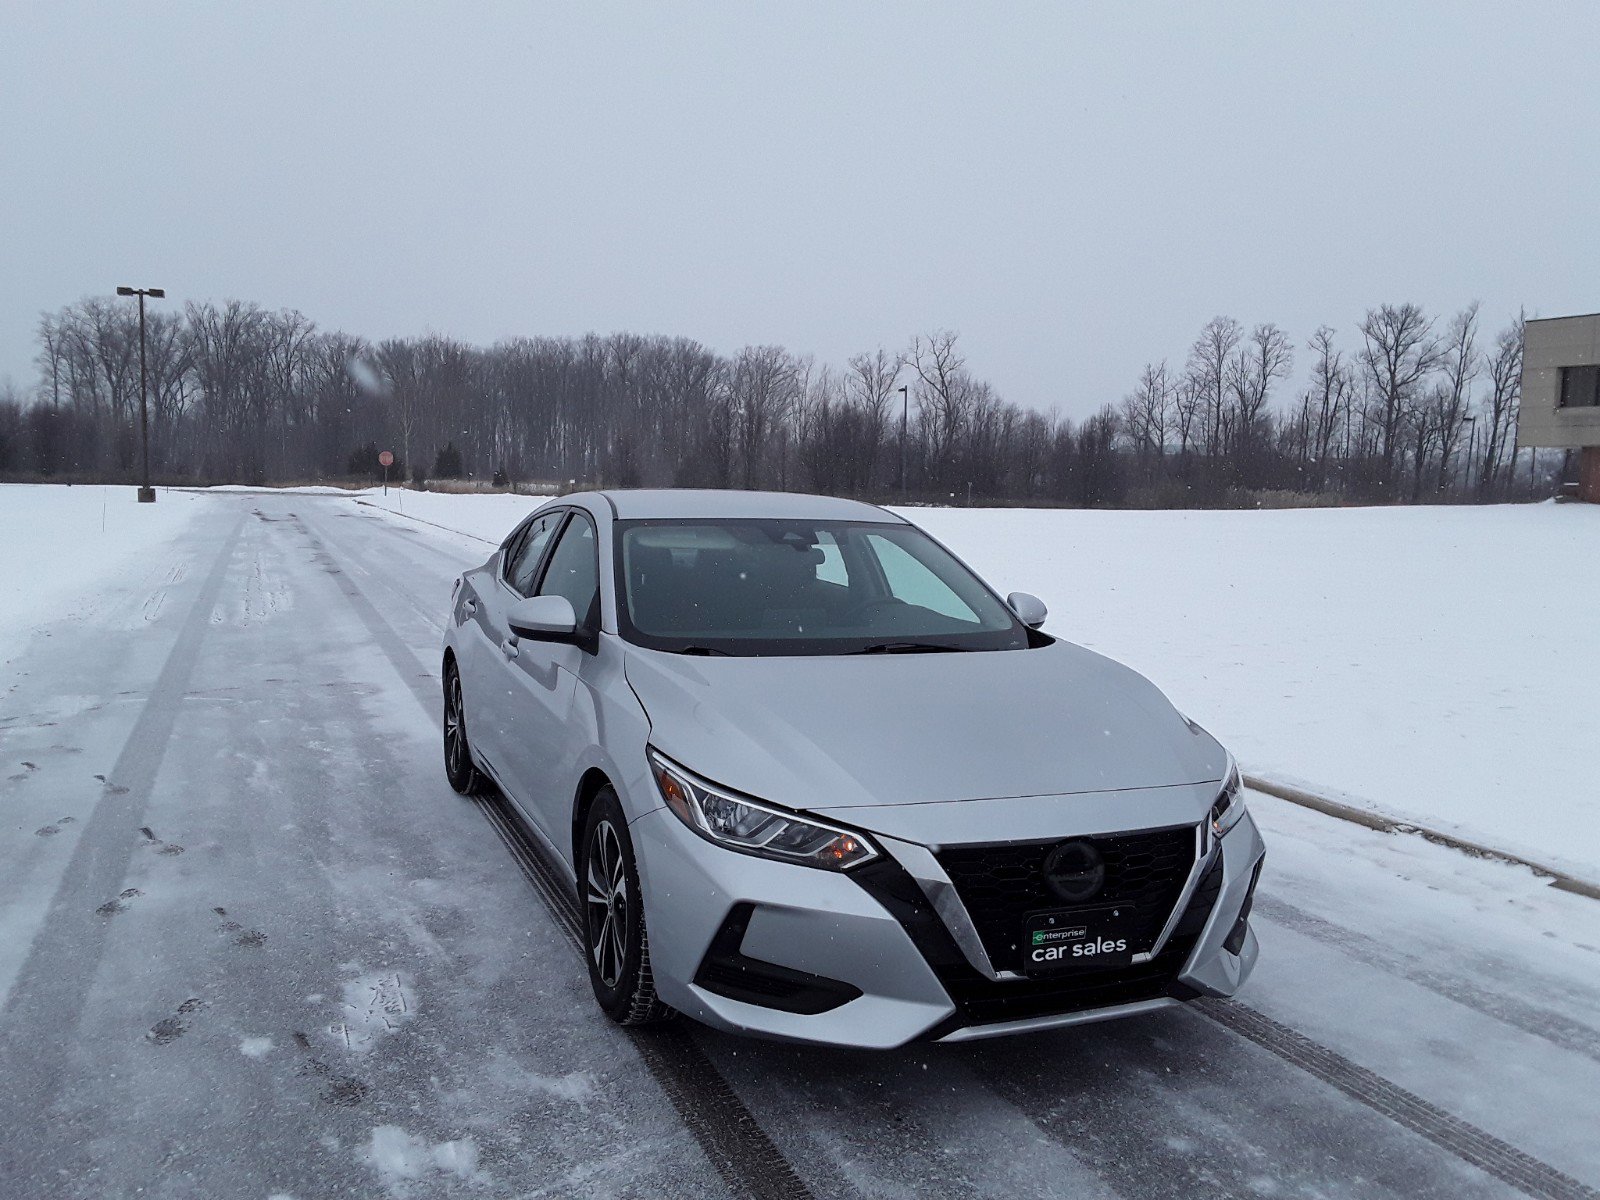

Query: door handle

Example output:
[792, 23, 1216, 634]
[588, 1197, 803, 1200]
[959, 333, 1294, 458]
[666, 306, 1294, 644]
[500, 637, 519, 659]
[463, 597, 477, 615]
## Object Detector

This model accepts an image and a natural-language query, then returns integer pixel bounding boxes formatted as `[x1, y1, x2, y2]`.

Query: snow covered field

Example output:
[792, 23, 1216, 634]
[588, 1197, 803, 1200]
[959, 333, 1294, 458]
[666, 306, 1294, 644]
[356, 489, 1600, 881]
[0, 484, 206, 666]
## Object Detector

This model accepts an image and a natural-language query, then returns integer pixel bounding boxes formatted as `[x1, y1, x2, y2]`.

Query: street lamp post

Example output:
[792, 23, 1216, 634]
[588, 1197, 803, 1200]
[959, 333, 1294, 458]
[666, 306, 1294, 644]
[116, 286, 165, 503]
[898, 385, 909, 503]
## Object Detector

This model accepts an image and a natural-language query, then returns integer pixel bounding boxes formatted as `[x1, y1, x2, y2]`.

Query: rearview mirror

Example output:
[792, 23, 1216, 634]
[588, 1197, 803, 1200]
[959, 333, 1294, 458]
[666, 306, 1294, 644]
[507, 594, 578, 641]
[1006, 591, 1048, 630]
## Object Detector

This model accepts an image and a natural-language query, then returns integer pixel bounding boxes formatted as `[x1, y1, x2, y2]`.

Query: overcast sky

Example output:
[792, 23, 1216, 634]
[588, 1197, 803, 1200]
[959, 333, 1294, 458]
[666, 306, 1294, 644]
[3, 2, 1596, 418]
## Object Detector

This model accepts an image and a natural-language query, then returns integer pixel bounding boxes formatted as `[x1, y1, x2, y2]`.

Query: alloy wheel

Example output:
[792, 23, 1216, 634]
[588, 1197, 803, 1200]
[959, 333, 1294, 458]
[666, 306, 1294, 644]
[586, 819, 629, 988]
[445, 673, 466, 779]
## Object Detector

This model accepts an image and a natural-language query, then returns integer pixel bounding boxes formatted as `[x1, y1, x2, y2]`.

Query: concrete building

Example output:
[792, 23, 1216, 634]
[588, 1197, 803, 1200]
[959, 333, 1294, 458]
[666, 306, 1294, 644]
[1518, 313, 1600, 501]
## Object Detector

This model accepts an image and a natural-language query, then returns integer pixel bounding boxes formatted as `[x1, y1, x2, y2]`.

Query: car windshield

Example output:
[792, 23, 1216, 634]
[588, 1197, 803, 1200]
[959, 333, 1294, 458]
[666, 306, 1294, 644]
[615, 519, 1028, 656]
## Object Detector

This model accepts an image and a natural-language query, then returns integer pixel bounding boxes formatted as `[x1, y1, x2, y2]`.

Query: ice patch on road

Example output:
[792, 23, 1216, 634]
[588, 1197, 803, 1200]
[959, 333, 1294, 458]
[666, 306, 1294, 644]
[332, 970, 413, 1051]
[239, 1036, 273, 1058]
[361, 1125, 485, 1192]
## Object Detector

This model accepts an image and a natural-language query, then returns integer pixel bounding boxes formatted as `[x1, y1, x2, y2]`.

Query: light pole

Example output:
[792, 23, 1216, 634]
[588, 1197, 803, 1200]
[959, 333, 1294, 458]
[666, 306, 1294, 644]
[116, 286, 165, 503]
[898, 385, 909, 503]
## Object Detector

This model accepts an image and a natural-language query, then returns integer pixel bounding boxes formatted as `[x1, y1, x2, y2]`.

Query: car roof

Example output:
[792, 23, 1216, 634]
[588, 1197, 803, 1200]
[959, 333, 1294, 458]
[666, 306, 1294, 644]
[585, 488, 905, 523]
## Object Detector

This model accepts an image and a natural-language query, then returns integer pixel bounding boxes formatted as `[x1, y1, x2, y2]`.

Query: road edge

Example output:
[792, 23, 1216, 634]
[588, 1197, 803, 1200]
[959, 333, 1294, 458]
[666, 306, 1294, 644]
[352, 498, 498, 545]
[1244, 774, 1600, 902]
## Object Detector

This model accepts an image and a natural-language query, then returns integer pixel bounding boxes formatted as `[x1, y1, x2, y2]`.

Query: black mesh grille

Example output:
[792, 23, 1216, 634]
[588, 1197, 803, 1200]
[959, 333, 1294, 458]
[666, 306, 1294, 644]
[935, 825, 1198, 973]
[930, 854, 1226, 1030]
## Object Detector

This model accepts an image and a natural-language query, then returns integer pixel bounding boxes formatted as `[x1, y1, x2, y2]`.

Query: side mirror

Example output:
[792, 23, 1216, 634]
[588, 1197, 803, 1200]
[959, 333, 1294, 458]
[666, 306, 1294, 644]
[507, 594, 578, 641]
[1006, 591, 1048, 630]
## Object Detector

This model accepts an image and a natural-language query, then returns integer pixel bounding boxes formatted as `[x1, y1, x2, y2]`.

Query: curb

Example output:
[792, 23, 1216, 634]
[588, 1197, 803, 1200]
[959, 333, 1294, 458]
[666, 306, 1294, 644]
[1244, 774, 1600, 902]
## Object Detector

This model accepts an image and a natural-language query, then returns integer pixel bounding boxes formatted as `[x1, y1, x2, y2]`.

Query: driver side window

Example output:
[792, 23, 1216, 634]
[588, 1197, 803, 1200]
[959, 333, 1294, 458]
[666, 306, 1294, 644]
[504, 513, 560, 597]
[538, 513, 600, 628]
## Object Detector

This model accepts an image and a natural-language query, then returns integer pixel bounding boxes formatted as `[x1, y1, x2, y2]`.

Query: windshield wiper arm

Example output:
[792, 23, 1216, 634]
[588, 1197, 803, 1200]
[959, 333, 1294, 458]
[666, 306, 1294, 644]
[854, 641, 967, 654]
[676, 645, 733, 656]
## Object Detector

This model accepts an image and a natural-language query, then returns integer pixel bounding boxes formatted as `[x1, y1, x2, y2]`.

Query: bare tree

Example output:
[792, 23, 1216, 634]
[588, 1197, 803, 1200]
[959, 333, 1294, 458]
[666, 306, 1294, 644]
[1075, 405, 1125, 507]
[1431, 302, 1479, 493]
[1186, 316, 1242, 461]
[1119, 361, 1170, 481]
[1171, 374, 1203, 462]
[1359, 303, 1441, 486]
[1297, 326, 1352, 488]
[1226, 322, 1293, 469]
[187, 299, 272, 480]
[729, 345, 799, 489]
[844, 347, 899, 486]
[1478, 314, 1524, 495]
[907, 330, 968, 488]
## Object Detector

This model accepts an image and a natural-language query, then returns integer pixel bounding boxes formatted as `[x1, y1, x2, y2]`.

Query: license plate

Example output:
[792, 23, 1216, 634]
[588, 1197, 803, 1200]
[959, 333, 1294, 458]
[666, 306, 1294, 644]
[1022, 905, 1137, 974]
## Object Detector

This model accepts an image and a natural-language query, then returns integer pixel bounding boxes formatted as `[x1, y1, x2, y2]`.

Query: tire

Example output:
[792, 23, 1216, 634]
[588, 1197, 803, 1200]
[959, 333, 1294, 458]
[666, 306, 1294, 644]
[442, 661, 488, 796]
[580, 789, 675, 1026]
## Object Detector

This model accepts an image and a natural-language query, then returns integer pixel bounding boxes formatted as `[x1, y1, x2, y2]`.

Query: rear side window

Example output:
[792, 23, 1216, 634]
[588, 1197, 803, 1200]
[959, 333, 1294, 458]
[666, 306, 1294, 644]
[538, 514, 600, 627]
[505, 512, 560, 596]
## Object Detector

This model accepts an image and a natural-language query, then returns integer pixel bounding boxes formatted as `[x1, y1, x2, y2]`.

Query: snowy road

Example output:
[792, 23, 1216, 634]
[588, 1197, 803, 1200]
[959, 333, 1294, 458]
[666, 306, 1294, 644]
[2, 492, 1598, 1200]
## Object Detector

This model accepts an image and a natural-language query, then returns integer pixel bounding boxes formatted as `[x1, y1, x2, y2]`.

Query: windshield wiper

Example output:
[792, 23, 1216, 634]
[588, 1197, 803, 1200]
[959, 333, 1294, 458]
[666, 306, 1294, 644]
[676, 645, 733, 656]
[854, 641, 968, 654]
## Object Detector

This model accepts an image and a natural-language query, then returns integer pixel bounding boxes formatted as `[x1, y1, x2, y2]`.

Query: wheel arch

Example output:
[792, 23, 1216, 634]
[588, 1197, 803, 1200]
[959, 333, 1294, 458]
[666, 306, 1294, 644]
[571, 768, 615, 871]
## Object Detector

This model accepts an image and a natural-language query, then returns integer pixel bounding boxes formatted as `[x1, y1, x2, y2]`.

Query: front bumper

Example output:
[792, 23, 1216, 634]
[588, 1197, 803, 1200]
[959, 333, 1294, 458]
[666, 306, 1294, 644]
[630, 804, 1265, 1049]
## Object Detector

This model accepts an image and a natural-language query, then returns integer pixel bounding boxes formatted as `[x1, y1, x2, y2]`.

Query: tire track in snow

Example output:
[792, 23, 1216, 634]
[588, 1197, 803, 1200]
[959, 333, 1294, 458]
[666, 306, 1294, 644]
[1198, 999, 1600, 1200]
[1255, 892, 1600, 1065]
[298, 502, 814, 1200]
[0, 513, 245, 1146]
[476, 791, 816, 1200]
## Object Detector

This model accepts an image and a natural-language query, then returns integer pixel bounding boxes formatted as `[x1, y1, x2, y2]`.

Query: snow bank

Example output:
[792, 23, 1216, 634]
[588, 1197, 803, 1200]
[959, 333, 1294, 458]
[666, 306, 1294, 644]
[0, 484, 206, 664]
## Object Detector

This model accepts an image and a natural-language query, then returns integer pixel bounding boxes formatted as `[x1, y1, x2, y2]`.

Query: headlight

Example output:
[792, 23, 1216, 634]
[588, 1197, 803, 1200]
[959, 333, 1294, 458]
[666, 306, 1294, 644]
[647, 749, 879, 871]
[1210, 756, 1246, 839]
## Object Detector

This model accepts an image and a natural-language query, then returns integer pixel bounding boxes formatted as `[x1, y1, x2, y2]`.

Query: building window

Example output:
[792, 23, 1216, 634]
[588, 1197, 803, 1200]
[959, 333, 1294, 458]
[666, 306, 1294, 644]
[1559, 364, 1600, 408]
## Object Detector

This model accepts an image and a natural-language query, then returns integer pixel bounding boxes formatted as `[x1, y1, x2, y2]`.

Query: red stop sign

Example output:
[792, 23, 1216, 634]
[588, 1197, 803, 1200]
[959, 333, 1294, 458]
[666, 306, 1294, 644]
[378, 450, 395, 467]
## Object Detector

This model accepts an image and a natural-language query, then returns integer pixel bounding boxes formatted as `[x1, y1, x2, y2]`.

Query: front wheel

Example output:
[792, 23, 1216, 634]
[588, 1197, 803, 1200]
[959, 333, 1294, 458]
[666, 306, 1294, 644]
[580, 790, 674, 1026]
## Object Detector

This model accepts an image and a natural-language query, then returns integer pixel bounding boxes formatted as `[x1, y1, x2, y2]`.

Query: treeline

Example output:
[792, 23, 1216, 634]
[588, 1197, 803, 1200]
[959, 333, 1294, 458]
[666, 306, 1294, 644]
[0, 296, 1536, 505]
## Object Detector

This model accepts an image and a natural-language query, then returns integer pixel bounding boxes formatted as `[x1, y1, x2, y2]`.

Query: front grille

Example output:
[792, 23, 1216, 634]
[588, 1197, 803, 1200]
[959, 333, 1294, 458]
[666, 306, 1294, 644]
[931, 855, 1226, 1030]
[935, 825, 1198, 973]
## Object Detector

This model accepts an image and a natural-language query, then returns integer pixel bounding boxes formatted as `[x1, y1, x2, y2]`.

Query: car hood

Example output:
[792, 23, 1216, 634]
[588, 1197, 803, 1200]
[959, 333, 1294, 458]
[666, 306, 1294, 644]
[622, 640, 1226, 815]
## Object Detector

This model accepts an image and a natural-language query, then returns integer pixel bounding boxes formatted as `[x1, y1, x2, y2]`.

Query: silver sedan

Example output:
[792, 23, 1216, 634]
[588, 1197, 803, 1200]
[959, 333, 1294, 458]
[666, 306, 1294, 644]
[442, 489, 1264, 1048]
